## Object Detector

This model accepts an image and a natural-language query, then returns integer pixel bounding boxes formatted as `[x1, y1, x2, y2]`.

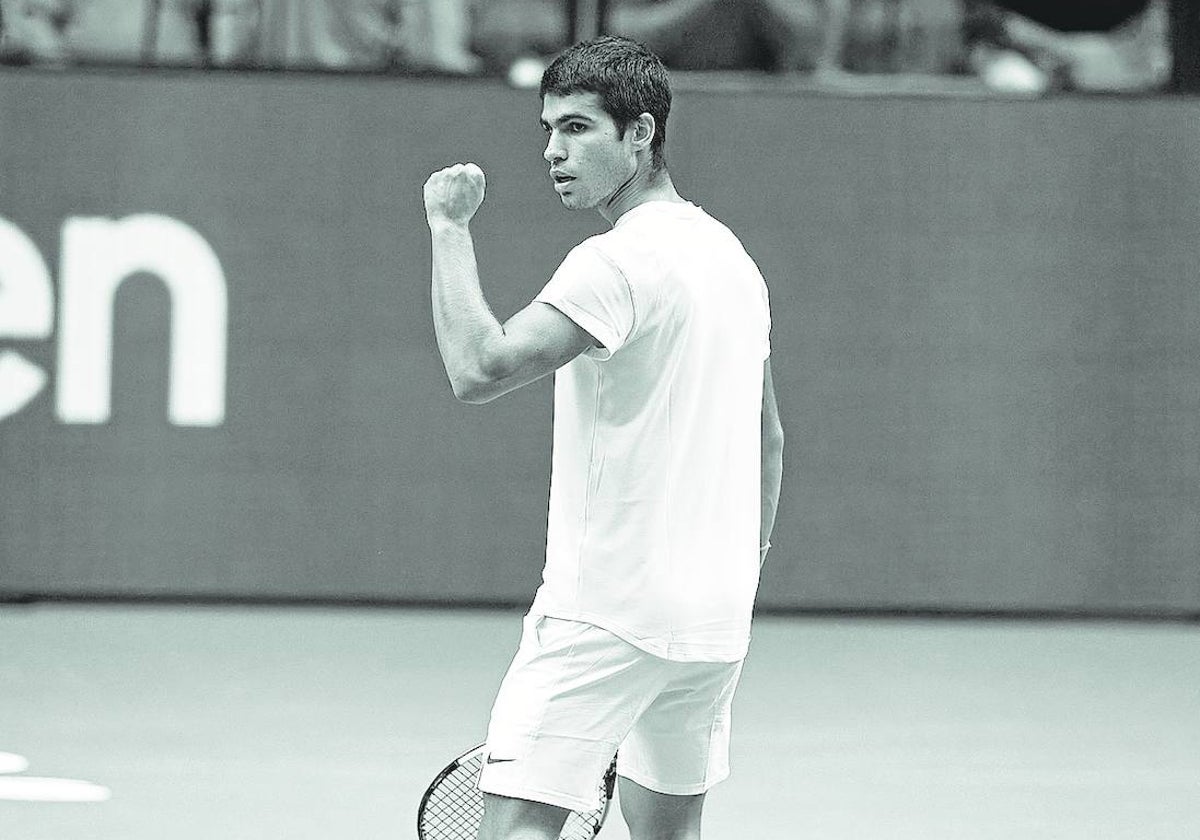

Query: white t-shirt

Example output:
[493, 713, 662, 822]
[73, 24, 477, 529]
[531, 200, 771, 662]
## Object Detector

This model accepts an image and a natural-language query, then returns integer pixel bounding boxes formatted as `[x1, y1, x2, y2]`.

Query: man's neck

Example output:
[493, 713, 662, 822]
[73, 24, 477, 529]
[598, 166, 684, 226]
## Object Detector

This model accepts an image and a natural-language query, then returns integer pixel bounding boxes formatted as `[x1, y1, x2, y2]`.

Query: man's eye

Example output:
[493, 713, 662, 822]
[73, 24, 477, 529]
[567, 123, 586, 133]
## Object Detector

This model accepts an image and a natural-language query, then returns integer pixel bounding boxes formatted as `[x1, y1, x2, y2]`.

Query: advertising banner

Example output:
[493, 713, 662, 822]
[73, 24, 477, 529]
[2, 70, 1198, 613]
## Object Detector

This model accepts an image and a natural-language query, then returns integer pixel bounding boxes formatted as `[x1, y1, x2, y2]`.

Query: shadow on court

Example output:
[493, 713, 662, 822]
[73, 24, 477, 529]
[1, 604, 1197, 839]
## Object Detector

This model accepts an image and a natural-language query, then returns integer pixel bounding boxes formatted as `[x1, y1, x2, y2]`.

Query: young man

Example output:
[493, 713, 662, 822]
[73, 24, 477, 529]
[422, 36, 784, 840]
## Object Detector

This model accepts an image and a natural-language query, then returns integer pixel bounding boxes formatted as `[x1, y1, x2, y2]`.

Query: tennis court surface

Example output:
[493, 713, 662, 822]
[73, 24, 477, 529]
[2, 603, 1197, 839]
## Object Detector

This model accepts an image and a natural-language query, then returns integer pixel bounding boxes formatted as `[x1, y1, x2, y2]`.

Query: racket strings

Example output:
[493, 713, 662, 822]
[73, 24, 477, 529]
[419, 753, 486, 840]
[417, 748, 610, 840]
[563, 808, 604, 838]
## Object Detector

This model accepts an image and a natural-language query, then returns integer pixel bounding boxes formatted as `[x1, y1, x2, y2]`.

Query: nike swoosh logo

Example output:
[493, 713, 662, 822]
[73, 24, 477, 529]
[485, 757, 516, 765]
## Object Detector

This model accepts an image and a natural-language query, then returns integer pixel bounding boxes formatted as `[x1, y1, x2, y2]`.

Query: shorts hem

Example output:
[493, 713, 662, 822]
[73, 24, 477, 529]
[615, 766, 729, 797]
[478, 777, 600, 814]
[528, 607, 749, 663]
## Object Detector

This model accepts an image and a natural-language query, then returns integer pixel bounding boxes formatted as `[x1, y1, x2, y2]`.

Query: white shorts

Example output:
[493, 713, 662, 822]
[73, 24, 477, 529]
[478, 614, 745, 812]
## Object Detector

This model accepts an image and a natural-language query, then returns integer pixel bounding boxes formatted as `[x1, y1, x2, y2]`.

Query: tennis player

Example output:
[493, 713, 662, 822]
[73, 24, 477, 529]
[422, 36, 784, 840]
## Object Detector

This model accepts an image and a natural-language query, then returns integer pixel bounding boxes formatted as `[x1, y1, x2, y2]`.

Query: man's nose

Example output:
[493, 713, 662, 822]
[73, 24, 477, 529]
[543, 135, 565, 163]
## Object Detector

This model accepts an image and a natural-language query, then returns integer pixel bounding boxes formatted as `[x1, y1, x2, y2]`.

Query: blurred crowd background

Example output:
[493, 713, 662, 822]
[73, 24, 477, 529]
[0, 0, 1197, 95]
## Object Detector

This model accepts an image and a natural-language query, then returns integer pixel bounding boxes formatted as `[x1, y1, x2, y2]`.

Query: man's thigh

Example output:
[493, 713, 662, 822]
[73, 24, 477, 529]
[480, 616, 667, 812]
[617, 658, 745, 796]
[478, 792, 569, 840]
[617, 776, 705, 840]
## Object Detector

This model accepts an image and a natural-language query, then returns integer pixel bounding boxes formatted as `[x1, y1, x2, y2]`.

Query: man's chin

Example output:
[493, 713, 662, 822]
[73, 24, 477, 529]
[557, 191, 594, 211]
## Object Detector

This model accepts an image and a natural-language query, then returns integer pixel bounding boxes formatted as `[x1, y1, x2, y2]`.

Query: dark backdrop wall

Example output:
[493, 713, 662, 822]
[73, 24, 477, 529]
[1, 69, 1197, 615]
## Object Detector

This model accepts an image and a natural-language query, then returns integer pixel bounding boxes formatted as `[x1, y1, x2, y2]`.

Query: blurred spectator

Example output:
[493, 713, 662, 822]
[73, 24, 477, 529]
[763, 0, 966, 74]
[471, 0, 565, 74]
[611, 0, 793, 71]
[472, 0, 821, 75]
[473, 0, 965, 79]
[215, 0, 482, 73]
[965, 0, 1171, 94]
[0, 0, 214, 65]
[421, 0, 483, 73]
[1168, 0, 1198, 91]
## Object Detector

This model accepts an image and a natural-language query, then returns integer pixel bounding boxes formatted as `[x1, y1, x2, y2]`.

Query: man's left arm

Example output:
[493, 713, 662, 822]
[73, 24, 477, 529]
[760, 358, 784, 565]
[423, 163, 595, 404]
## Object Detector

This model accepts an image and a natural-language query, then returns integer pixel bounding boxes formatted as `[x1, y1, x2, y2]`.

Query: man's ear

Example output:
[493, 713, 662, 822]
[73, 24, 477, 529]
[631, 112, 656, 151]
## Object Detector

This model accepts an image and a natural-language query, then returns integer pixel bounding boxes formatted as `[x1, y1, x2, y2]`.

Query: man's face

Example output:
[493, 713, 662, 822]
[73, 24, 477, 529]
[540, 91, 637, 211]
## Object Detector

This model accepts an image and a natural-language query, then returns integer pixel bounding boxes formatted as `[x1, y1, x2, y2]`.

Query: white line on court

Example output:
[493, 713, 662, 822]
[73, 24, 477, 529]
[0, 776, 112, 802]
[0, 753, 112, 802]
[0, 752, 31, 774]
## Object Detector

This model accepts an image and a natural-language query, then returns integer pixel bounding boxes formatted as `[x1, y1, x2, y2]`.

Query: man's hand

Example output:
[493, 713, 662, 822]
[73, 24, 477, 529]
[424, 163, 486, 227]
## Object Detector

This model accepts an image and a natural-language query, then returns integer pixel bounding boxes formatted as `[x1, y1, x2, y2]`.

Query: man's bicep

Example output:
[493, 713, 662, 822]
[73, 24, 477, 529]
[491, 301, 597, 384]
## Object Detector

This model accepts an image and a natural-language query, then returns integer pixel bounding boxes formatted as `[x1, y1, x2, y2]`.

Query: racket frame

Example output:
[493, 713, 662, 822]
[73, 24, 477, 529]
[416, 744, 617, 840]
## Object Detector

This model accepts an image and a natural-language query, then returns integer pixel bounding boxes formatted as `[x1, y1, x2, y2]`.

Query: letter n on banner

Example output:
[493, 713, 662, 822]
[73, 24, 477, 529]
[56, 215, 228, 426]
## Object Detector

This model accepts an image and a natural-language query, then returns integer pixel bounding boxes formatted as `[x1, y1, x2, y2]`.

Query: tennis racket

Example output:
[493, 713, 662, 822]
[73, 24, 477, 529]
[417, 744, 617, 840]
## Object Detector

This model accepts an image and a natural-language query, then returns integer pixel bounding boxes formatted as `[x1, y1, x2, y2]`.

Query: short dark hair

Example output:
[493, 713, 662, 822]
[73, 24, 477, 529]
[540, 36, 671, 171]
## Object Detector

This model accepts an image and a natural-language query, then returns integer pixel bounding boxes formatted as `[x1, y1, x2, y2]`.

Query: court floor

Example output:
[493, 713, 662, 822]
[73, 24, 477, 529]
[1, 603, 1197, 839]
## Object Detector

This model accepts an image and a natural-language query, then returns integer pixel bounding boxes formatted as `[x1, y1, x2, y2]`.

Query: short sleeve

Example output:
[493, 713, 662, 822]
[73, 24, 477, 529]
[535, 244, 635, 360]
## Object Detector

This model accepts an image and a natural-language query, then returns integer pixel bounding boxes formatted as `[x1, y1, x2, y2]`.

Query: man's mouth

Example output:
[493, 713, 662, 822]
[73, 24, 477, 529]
[551, 172, 575, 185]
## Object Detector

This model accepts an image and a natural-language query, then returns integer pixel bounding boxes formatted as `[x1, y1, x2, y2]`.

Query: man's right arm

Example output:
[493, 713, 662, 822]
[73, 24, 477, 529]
[423, 163, 596, 404]
[760, 359, 784, 564]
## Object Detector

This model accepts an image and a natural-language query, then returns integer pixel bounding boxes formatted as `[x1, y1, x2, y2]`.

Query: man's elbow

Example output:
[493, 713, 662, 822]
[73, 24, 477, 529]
[446, 338, 526, 404]
[449, 355, 510, 404]
[451, 374, 500, 404]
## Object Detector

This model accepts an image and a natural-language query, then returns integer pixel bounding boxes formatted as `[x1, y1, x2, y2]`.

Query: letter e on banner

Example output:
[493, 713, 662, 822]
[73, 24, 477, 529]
[56, 215, 228, 426]
[0, 217, 54, 420]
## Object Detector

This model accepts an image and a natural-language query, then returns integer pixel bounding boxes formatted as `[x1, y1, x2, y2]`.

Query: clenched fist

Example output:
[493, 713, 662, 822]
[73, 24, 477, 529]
[424, 163, 486, 226]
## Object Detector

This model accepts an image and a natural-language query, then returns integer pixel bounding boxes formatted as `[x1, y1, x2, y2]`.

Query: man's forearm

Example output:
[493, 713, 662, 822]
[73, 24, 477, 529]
[760, 361, 784, 556]
[761, 433, 783, 551]
[428, 220, 505, 398]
